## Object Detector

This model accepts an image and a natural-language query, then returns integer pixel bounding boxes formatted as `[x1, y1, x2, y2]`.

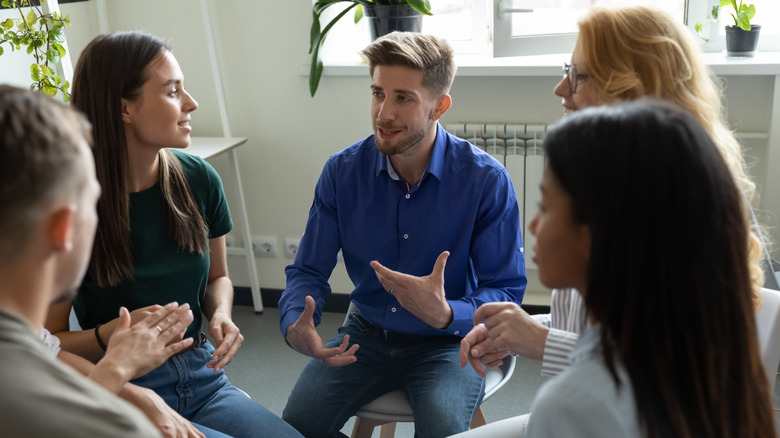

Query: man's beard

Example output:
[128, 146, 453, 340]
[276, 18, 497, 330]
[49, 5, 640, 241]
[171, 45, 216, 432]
[374, 116, 432, 156]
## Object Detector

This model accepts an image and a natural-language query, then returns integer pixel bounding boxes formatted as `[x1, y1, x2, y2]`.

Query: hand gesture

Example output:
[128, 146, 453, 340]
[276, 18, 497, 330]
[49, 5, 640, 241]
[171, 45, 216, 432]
[460, 323, 510, 377]
[370, 251, 453, 329]
[101, 302, 194, 382]
[206, 311, 244, 373]
[474, 302, 549, 361]
[128, 304, 165, 325]
[285, 295, 359, 367]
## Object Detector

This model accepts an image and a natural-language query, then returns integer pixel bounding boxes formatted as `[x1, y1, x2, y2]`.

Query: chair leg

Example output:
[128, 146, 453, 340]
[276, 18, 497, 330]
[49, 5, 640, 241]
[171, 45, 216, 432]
[379, 422, 397, 438]
[352, 416, 389, 438]
[470, 407, 487, 429]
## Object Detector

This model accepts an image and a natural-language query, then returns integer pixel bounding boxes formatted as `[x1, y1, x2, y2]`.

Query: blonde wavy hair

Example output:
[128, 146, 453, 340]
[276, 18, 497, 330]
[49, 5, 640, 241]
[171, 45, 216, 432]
[577, 6, 766, 306]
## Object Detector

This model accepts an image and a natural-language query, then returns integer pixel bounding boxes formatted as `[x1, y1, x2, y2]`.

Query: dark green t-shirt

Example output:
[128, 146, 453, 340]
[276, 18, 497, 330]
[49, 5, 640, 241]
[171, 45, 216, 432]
[75, 150, 233, 339]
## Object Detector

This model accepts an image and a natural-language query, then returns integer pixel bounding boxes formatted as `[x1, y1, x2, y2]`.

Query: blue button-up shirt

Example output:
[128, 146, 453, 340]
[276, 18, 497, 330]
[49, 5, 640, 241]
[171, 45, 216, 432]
[280, 124, 526, 337]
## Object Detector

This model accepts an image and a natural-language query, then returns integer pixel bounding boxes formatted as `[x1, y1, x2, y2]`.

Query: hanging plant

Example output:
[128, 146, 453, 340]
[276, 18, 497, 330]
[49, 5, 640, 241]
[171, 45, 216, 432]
[0, 0, 71, 101]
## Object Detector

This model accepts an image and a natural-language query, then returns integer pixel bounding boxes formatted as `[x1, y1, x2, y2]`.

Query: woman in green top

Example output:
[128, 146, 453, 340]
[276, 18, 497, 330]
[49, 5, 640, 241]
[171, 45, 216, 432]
[46, 31, 301, 438]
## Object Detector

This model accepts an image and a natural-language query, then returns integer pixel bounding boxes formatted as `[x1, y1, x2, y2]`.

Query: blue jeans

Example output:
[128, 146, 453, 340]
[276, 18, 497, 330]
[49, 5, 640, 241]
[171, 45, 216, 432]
[283, 314, 485, 438]
[132, 339, 302, 438]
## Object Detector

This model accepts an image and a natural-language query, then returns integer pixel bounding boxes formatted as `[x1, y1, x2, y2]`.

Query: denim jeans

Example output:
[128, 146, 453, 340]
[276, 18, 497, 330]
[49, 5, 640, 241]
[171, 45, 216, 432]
[283, 314, 485, 438]
[132, 339, 302, 438]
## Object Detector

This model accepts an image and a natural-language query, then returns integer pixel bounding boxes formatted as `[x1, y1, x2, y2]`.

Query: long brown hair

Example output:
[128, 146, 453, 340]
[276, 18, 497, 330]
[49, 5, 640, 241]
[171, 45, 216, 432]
[71, 32, 207, 287]
[544, 100, 775, 438]
[577, 6, 767, 305]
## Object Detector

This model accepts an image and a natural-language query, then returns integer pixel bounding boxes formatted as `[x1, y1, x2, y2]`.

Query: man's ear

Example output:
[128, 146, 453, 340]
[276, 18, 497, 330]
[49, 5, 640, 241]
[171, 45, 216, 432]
[45, 205, 75, 253]
[431, 94, 452, 121]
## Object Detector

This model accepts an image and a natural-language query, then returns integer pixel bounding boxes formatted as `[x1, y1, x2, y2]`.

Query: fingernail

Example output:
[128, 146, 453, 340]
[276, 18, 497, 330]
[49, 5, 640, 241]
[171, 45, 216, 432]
[166, 301, 178, 308]
[180, 303, 190, 311]
[472, 348, 479, 356]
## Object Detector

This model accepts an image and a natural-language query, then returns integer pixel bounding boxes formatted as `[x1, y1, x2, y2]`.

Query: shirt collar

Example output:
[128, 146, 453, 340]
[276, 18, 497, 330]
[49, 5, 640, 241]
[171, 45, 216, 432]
[571, 323, 601, 364]
[375, 122, 447, 182]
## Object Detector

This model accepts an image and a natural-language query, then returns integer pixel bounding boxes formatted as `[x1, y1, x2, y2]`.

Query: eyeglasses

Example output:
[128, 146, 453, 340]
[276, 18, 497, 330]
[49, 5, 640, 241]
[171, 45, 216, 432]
[563, 63, 589, 94]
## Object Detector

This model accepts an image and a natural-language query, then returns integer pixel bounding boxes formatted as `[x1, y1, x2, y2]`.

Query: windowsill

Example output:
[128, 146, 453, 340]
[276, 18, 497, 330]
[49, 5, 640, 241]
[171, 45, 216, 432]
[300, 50, 780, 77]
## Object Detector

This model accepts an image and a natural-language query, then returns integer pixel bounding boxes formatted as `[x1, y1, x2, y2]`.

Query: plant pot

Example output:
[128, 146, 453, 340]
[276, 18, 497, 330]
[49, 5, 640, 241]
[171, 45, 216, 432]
[364, 5, 423, 42]
[726, 25, 761, 57]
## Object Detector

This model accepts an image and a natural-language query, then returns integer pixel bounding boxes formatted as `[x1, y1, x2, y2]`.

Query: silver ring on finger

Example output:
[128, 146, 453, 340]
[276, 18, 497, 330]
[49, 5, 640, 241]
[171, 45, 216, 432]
[155, 325, 163, 334]
[389, 289, 394, 295]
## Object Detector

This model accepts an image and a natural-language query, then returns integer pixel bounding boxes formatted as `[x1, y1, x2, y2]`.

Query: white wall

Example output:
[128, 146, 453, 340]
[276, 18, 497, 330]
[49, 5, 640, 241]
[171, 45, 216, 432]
[2, 0, 777, 304]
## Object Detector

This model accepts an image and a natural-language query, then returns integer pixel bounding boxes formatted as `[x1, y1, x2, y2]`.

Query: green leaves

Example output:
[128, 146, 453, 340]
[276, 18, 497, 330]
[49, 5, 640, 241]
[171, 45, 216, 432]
[308, 0, 433, 96]
[716, 0, 756, 30]
[25, 9, 37, 26]
[354, 5, 363, 24]
[735, 3, 755, 31]
[699, 0, 757, 38]
[310, 1, 361, 96]
[0, 0, 71, 101]
[405, 0, 432, 16]
[30, 63, 42, 81]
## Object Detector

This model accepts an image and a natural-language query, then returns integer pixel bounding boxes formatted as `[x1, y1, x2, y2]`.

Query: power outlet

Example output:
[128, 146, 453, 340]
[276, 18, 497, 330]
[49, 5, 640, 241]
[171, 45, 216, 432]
[252, 236, 277, 257]
[284, 238, 300, 259]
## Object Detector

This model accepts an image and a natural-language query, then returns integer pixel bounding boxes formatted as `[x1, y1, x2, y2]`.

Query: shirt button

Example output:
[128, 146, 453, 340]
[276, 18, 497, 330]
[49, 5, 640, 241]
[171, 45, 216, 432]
[405, 194, 410, 199]
[391, 307, 397, 312]
[403, 234, 409, 239]
[454, 330, 460, 335]
[520, 247, 524, 253]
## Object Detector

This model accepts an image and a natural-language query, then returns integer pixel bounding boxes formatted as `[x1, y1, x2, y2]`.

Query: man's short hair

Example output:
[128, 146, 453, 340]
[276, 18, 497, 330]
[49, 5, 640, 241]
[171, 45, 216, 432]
[361, 31, 457, 98]
[0, 85, 92, 259]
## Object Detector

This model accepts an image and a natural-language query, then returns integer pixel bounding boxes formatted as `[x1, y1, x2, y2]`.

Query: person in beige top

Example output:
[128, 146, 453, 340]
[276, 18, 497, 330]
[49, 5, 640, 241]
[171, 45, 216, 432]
[0, 85, 194, 437]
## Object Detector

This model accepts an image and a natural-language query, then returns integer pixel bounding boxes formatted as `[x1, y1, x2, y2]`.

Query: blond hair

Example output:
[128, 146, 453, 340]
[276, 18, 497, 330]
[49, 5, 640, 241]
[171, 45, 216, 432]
[362, 31, 456, 98]
[578, 6, 766, 306]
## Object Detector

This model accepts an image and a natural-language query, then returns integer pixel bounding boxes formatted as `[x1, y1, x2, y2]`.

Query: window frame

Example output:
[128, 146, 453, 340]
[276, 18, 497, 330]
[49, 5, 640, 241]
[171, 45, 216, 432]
[492, 0, 780, 58]
[492, 0, 577, 57]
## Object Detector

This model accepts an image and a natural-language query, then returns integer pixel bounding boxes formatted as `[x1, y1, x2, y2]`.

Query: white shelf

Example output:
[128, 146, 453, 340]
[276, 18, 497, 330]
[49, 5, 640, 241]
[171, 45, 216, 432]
[187, 137, 248, 160]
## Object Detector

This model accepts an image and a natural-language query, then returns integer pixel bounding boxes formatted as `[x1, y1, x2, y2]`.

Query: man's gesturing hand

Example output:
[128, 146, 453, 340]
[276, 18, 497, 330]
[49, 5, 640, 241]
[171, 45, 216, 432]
[285, 295, 359, 367]
[370, 251, 453, 329]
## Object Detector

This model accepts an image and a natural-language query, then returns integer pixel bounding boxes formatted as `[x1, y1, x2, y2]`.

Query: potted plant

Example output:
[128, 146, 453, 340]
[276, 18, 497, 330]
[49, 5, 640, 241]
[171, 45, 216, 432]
[0, 0, 71, 100]
[695, 0, 760, 57]
[309, 0, 432, 97]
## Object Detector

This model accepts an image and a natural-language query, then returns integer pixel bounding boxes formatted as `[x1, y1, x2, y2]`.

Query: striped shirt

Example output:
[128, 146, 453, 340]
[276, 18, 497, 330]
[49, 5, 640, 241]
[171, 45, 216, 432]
[531, 288, 587, 376]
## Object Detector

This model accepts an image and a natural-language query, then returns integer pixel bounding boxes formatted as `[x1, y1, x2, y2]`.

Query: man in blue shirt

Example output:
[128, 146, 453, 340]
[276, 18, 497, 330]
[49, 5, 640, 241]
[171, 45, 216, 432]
[279, 32, 526, 438]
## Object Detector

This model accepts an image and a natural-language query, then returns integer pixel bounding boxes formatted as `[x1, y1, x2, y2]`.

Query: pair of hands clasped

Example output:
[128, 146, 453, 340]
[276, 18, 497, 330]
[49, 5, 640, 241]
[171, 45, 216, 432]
[459, 302, 550, 377]
[285, 251, 454, 367]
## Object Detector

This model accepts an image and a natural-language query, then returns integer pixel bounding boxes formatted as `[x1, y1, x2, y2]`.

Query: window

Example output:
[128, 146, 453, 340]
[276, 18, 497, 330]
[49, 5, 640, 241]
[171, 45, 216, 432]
[695, 0, 780, 53]
[316, 0, 780, 64]
[493, 0, 685, 57]
[318, 0, 489, 64]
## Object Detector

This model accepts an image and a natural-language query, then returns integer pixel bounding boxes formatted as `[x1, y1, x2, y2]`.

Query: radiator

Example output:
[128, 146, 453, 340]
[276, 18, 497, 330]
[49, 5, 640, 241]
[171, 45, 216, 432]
[445, 123, 548, 270]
